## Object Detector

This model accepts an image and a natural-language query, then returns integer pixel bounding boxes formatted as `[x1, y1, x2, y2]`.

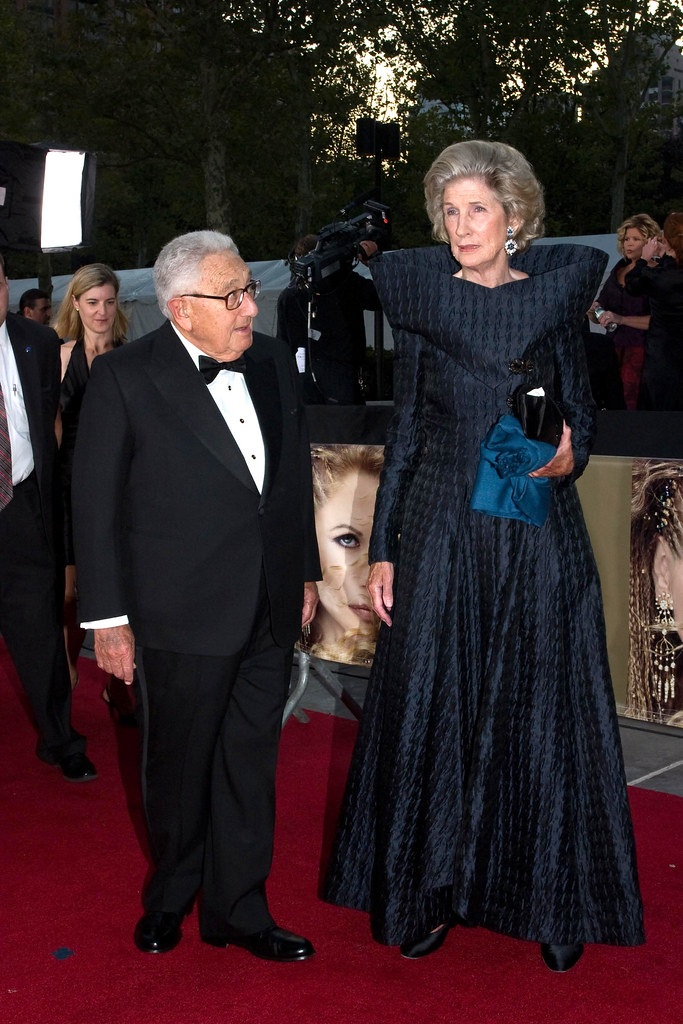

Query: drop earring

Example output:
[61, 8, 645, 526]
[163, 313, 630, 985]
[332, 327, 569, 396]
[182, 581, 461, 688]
[651, 591, 677, 704]
[504, 227, 518, 257]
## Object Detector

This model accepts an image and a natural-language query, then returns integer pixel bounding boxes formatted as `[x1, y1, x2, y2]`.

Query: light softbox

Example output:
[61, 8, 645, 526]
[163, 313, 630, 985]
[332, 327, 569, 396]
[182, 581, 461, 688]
[0, 141, 96, 252]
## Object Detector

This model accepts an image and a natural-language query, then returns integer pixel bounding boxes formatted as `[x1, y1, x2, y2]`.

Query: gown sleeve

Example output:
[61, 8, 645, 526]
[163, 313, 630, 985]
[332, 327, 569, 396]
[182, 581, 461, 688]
[553, 318, 597, 481]
[368, 330, 424, 563]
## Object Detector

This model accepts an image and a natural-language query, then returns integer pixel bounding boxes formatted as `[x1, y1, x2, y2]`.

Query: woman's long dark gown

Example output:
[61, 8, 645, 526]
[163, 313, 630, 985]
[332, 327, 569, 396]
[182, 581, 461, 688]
[625, 255, 683, 410]
[59, 338, 123, 563]
[60, 340, 91, 565]
[324, 244, 645, 948]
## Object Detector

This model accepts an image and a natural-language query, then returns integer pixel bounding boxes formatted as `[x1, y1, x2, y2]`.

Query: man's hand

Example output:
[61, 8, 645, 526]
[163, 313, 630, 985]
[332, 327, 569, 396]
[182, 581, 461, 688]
[94, 625, 136, 684]
[358, 240, 379, 264]
[301, 581, 319, 628]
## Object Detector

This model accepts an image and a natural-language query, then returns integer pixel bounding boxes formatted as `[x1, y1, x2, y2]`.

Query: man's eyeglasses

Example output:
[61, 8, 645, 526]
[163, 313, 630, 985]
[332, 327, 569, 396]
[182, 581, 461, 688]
[181, 279, 261, 311]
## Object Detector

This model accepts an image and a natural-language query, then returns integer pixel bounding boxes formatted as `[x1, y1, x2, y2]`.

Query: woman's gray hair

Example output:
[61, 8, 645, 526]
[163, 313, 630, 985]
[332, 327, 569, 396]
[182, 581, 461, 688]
[424, 140, 545, 253]
[153, 230, 241, 318]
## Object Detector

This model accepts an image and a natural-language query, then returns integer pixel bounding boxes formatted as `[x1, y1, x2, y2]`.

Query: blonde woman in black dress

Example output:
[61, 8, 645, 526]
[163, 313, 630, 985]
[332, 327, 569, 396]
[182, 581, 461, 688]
[53, 264, 130, 716]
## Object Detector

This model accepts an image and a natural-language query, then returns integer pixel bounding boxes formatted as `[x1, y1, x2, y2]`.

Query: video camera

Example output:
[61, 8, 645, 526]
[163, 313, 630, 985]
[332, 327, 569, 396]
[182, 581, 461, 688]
[291, 197, 390, 290]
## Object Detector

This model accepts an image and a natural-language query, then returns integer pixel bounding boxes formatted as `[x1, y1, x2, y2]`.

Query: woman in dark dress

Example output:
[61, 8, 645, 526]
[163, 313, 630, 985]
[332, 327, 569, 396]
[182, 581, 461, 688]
[324, 141, 644, 972]
[53, 264, 129, 713]
[625, 212, 683, 411]
[588, 213, 659, 409]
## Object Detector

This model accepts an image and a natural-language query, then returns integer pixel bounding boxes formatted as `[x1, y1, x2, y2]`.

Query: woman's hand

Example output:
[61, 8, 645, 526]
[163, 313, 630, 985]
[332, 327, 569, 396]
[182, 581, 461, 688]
[367, 561, 395, 627]
[301, 581, 319, 628]
[641, 236, 662, 262]
[597, 308, 620, 328]
[529, 422, 574, 478]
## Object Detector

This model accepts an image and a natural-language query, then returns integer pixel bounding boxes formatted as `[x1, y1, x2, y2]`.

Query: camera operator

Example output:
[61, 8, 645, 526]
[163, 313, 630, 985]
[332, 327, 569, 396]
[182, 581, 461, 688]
[276, 234, 382, 405]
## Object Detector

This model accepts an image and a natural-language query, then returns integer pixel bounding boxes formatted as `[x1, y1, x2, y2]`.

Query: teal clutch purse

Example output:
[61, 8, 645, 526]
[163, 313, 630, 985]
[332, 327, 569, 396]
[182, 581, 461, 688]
[470, 415, 557, 527]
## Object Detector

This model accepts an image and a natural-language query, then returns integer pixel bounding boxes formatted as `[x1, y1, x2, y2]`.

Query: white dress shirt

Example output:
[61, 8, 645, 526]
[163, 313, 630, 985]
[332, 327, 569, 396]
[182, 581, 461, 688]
[173, 326, 266, 493]
[81, 324, 266, 629]
[0, 319, 35, 485]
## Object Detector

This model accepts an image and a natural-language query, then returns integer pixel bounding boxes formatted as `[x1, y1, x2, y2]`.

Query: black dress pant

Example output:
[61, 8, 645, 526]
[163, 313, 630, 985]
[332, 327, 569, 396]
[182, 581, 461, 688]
[0, 473, 84, 761]
[137, 581, 293, 938]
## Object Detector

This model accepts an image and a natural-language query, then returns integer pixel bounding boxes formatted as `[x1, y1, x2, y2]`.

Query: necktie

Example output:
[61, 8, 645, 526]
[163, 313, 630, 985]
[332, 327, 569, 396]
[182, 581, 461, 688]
[198, 354, 247, 383]
[0, 381, 13, 510]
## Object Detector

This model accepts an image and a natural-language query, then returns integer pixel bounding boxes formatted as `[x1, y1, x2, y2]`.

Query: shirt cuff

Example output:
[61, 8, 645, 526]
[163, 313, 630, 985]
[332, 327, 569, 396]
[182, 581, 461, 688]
[80, 614, 130, 629]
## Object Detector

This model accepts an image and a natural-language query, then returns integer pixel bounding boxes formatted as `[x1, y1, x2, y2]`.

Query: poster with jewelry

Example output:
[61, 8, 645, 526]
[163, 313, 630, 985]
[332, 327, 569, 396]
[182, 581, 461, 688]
[626, 459, 683, 727]
[298, 444, 384, 666]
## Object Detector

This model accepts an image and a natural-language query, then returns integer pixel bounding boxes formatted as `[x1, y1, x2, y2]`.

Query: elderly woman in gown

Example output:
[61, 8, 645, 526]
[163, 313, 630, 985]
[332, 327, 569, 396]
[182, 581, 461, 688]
[324, 140, 644, 973]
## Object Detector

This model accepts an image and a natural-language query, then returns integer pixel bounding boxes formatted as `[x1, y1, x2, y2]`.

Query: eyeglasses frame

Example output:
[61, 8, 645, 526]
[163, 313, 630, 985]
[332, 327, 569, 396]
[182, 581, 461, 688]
[180, 279, 261, 311]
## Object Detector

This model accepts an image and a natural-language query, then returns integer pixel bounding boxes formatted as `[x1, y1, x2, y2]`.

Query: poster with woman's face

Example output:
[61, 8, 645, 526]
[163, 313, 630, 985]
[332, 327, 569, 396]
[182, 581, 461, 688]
[626, 458, 683, 728]
[299, 444, 384, 666]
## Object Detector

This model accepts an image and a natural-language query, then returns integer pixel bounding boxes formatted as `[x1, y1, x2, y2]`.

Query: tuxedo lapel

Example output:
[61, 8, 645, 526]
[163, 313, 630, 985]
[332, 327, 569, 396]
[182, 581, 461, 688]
[146, 324, 259, 495]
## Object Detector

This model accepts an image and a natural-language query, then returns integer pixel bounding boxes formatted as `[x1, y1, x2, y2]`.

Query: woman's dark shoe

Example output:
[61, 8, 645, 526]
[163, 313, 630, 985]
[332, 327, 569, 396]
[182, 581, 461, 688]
[400, 917, 458, 960]
[58, 751, 98, 782]
[540, 942, 584, 972]
[102, 678, 138, 727]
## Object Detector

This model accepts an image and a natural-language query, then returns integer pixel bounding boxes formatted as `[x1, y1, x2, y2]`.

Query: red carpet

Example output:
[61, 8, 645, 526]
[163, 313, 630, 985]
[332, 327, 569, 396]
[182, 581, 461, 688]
[1, 647, 682, 1024]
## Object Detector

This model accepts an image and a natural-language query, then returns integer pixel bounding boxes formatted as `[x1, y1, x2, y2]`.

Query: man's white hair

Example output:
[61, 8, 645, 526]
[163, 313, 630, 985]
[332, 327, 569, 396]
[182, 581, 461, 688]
[153, 230, 240, 319]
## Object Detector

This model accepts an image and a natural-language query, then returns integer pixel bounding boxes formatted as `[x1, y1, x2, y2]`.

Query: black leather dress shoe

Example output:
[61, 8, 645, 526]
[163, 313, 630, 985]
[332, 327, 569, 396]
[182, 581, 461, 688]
[540, 942, 584, 972]
[135, 912, 183, 953]
[205, 925, 315, 962]
[400, 916, 458, 959]
[58, 752, 98, 782]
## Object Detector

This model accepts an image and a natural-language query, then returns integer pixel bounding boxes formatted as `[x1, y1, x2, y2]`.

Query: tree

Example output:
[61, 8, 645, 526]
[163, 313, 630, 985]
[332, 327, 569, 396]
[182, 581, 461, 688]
[579, 1, 682, 229]
[375, 0, 682, 233]
[11, 0, 392, 262]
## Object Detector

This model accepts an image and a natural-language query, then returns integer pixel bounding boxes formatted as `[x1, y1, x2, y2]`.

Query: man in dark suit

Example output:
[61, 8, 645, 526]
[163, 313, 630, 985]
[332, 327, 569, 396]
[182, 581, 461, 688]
[72, 231, 320, 959]
[0, 252, 96, 780]
[19, 287, 52, 325]
[277, 235, 382, 405]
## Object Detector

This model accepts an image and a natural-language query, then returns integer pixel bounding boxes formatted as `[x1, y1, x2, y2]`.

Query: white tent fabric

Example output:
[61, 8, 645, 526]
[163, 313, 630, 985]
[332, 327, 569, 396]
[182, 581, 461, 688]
[7, 234, 619, 345]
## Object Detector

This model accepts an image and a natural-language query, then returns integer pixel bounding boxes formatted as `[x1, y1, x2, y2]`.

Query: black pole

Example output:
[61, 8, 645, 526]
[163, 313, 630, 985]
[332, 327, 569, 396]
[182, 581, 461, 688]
[356, 117, 400, 401]
[374, 147, 384, 400]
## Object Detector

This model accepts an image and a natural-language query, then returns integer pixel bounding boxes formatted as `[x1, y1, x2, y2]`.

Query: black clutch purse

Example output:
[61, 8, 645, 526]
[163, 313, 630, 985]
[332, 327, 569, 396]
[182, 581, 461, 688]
[510, 383, 564, 447]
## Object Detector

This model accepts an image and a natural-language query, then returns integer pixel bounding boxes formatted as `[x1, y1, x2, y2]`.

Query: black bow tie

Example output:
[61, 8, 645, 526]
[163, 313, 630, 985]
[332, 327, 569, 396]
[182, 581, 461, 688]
[198, 354, 247, 383]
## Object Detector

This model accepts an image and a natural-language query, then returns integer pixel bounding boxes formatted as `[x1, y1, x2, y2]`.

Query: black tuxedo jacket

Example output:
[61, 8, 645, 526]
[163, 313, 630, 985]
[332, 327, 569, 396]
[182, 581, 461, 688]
[72, 323, 320, 656]
[5, 312, 62, 553]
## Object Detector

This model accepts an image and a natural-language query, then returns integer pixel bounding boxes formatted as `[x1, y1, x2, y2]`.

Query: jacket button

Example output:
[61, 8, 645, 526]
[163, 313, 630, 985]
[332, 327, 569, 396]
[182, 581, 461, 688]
[258, 507, 265, 516]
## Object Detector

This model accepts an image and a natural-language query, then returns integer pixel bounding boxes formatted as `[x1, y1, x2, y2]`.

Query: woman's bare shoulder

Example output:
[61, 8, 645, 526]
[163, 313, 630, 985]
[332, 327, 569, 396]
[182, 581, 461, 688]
[59, 339, 77, 378]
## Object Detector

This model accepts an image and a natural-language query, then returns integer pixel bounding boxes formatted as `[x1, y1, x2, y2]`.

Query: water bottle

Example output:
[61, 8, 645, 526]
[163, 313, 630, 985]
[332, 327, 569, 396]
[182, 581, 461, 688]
[594, 306, 618, 333]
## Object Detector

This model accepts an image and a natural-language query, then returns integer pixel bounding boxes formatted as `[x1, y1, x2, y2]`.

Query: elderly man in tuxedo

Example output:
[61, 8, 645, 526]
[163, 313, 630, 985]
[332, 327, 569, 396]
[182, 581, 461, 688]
[0, 253, 95, 781]
[72, 231, 320, 959]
